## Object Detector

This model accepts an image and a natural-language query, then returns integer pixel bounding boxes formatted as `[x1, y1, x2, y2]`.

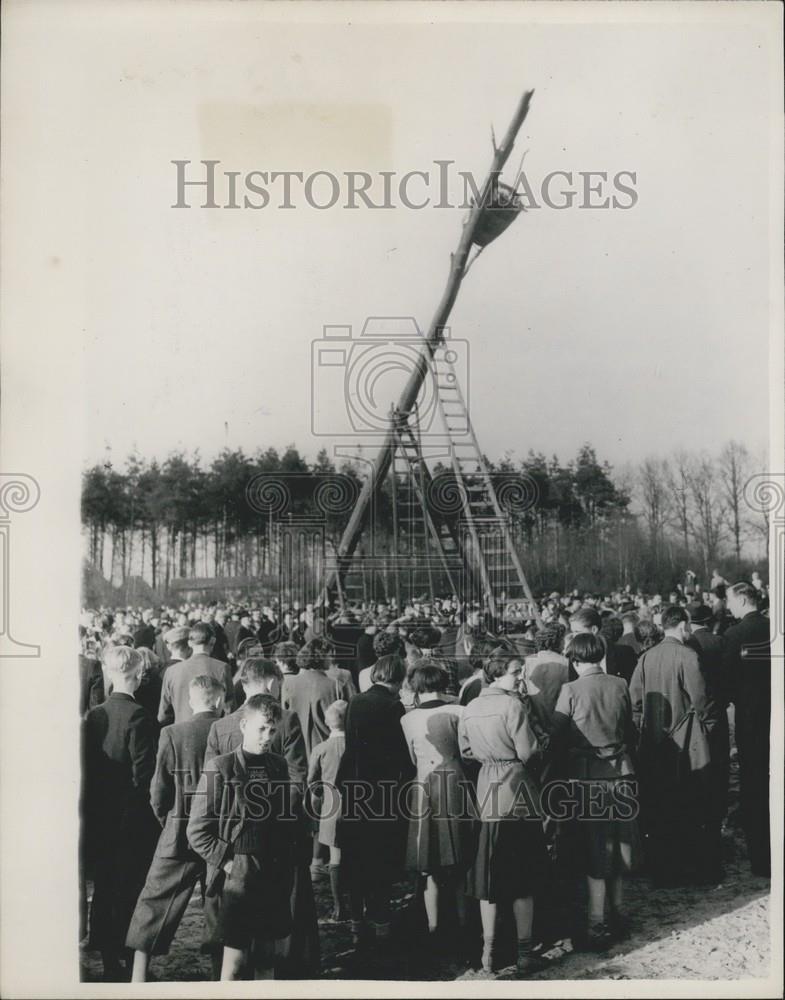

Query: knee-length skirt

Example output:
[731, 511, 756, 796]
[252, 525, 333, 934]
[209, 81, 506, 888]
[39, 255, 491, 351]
[465, 815, 548, 902]
[405, 766, 476, 874]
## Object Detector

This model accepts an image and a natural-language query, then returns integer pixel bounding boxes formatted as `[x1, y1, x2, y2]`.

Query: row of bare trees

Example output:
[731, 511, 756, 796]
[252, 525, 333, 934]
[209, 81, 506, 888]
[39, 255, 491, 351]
[633, 441, 768, 583]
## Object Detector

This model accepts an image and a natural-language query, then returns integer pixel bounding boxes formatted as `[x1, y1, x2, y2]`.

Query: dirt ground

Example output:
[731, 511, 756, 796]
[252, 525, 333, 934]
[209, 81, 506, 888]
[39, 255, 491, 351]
[80, 756, 771, 984]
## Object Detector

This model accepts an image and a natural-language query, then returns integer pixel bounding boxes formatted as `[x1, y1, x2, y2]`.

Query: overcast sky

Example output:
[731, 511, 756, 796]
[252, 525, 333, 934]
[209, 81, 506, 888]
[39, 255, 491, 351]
[13, 3, 778, 473]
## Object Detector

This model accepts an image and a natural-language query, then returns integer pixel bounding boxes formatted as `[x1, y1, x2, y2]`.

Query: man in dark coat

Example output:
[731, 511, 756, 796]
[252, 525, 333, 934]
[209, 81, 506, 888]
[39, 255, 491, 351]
[336, 654, 413, 946]
[686, 603, 730, 879]
[158, 623, 235, 725]
[82, 647, 158, 979]
[723, 582, 771, 877]
[629, 605, 715, 885]
[126, 675, 224, 980]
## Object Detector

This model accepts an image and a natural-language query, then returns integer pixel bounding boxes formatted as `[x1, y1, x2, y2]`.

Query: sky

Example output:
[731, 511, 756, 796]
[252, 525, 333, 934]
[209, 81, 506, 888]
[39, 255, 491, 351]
[10, 3, 780, 473]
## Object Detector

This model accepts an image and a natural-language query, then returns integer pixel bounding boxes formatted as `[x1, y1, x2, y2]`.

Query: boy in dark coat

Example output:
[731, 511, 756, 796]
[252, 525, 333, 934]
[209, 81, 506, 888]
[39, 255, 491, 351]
[126, 675, 224, 981]
[81, 646, 157, 980]
[187, 695, 298, 980]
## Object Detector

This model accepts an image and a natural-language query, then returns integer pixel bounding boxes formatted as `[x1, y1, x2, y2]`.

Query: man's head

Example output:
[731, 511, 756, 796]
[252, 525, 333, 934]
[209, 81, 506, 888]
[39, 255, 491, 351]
[103, 645, 143, 693]
[569, 607, 602, 636]
[240, 694, 282, 754]
[164, 625, 190, 660]
[727, 581, 759, 620]
[141, 608, 154, 624]
[687, 604, 713, 629]
[621, 611, 639, 633]
[241, 657, 281, 696]
[661, 604, 690, 641]
[188, 674, 224, 714]
[188, 623, 214, 653]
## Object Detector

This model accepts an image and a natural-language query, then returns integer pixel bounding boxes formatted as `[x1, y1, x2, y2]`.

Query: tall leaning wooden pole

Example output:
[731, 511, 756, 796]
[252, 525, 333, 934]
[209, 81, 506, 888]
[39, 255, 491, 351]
[324, 89, 535, 604]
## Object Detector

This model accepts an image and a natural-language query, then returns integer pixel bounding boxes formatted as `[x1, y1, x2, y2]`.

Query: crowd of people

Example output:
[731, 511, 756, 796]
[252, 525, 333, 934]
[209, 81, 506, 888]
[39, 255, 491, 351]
[79, 572, 772, 981]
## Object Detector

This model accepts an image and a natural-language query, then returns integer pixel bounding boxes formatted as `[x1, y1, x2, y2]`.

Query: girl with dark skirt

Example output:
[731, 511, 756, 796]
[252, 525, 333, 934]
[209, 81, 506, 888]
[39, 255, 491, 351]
[458, 648, 548, 976]
[400, 664, 475, 945]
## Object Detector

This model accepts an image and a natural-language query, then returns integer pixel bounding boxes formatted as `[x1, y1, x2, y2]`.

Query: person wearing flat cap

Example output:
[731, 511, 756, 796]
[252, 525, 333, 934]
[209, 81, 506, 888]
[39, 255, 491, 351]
[158, 623, 234, 726]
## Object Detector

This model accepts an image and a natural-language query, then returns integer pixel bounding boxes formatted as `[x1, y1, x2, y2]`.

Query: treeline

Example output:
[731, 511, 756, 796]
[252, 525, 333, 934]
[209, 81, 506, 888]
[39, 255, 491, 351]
[81, 441, 767, 597]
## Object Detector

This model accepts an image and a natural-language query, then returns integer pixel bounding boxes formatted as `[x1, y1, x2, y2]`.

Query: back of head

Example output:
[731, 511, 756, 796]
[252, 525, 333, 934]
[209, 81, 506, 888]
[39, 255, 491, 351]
[189, 673, 224, 708]
[189, 622, 213, 647]
[729, 581, 758, 605]
[297, 636, 333, 671]
[483, 646, 521, 685]
[274, 640, 300, 672]
[409, 625, 440, 650]
[568, 632, 606, 665]
[408, 662, 449, 696]
[570, 607, 602, 633]
[325, 699, 347, 730]
[600, 616, 624, 644]
[372, 631, 405, 659]
[370, 653, 406, 686]
[661, 604, 688, 631]
[638, 620, 663, 651]
[534, 623, 565, 655]
[103, 644, 142, 680]
[241, 656, 281, 688]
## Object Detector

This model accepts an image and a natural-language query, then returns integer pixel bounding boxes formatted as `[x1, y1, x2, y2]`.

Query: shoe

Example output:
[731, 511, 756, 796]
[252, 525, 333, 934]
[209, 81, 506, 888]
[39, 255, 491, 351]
[516, 946, 547, 976]
[608, 911, 632, 941]
[587, 923, 612, 953]
[328, 906, 349, 923]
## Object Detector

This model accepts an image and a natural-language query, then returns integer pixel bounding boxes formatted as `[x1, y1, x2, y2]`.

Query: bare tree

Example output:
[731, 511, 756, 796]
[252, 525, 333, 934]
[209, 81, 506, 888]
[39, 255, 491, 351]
[637, 457, 672, 549]
[667, 450, 693, 559]
[719, 440, 750, 565]
[687, 453, 726, 576]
